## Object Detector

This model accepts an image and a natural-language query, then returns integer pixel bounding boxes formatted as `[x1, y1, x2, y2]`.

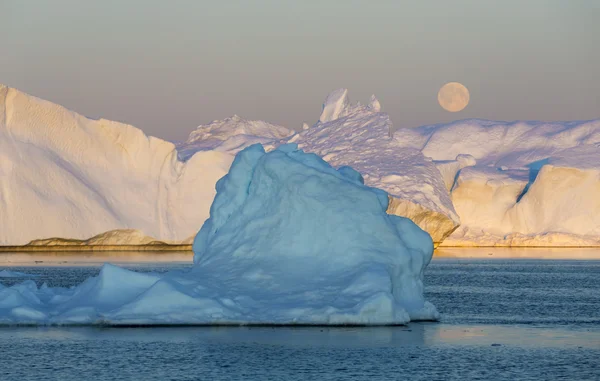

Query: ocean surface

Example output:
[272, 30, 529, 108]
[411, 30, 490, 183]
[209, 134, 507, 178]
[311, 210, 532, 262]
[0, 249, 599, 381]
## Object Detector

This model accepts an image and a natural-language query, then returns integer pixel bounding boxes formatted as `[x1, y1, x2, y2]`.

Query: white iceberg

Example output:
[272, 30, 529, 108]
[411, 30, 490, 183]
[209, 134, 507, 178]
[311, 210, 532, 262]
[288, 89, 460, 245]
[0, 84, 233, 245]
[0, 144, 438, 325]
[402, 119, 600, 246]
[2, 83, 599, 248]
[0, 85, 458, 247]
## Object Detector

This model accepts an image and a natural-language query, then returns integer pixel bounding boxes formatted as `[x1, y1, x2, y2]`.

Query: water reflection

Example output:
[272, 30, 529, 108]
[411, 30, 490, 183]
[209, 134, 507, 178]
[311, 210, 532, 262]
[2, 323, 597, 349]
[435, 247, 600, 259]
[426, 324, 600, 348]
[0, 251, 193, 266]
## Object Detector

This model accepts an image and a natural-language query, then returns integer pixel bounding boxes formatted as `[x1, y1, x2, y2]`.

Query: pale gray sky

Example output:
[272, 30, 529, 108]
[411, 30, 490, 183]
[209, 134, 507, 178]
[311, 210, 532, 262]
[1, 0, 599, 141]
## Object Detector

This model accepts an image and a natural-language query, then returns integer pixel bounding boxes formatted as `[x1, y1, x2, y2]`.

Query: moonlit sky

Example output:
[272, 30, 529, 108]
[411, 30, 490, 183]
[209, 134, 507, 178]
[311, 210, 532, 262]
[2, 1, 599, 141]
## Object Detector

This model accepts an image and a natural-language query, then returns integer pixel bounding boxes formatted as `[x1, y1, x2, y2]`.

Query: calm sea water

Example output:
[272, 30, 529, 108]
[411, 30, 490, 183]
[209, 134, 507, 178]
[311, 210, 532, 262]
[0, 251, 599, 381]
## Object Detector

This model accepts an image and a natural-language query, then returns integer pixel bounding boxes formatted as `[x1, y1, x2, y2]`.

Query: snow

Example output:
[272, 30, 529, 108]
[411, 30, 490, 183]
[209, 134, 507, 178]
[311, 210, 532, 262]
[177, 115, 292, 160]
[0, 144, 438, 325]
[416, 119, 600, 167]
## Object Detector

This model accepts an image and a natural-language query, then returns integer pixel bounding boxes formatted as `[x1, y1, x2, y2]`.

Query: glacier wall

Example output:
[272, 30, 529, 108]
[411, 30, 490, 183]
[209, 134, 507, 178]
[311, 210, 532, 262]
[0, 84, 233, 245]
[401, 119, 600, 246]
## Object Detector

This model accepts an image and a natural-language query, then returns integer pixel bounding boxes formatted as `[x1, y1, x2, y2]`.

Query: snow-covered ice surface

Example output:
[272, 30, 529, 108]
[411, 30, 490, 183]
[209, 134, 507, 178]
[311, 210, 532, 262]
[0, 84, 233, 245]
[287, 89, 460, 244]
[398, 119, 600, 246]
[0, 144, 438, 325]
[177, 115, 292, 160]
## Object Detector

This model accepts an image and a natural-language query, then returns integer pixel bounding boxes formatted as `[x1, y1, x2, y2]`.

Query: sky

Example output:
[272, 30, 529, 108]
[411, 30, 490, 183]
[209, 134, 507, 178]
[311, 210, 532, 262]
[1, 0, 599, 141]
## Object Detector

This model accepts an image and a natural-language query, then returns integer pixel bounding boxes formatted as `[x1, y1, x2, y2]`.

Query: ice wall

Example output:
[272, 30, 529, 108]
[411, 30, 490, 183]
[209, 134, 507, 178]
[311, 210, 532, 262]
[403, 119, 600, 246]
[0, 84, 233, 245]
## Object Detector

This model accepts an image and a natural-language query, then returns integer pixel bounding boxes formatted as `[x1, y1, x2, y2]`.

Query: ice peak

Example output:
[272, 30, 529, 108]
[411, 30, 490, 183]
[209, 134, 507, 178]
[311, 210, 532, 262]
[0, 84, 10, 101]
[368, 95, 381, 112]
[318, 89, 384, 124]
[319, 88, 350, 123]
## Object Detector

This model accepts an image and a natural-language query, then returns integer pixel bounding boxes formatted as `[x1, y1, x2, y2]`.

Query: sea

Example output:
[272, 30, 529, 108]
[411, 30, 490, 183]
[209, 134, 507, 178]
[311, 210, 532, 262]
[0, 248, 598, 381]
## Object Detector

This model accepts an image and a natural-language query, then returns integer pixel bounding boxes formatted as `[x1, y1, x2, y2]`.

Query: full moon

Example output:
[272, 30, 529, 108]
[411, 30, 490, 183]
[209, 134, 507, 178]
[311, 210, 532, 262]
[438, 82, 470, 112]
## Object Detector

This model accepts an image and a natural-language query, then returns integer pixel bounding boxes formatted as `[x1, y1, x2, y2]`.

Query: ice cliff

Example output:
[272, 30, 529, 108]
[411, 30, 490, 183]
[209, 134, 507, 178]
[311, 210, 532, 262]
[0, 84, 233, 245]
[0, 145, 438, 325]
[399, 119, 600, 246]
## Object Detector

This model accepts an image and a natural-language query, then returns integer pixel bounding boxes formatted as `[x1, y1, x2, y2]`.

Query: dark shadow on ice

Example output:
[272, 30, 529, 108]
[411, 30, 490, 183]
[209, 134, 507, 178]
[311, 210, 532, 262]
[516, 158, 550, 203]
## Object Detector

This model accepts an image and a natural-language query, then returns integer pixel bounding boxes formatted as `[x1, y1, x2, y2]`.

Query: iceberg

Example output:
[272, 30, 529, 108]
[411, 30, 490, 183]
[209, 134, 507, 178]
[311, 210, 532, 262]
[288, 89, 460, 245]
[0, 144, 438, 325]
[402, 119, 600, 246]
[0, 85, 457, 247]
[2, 83, 599, 248]
[0, 84, 233, 245]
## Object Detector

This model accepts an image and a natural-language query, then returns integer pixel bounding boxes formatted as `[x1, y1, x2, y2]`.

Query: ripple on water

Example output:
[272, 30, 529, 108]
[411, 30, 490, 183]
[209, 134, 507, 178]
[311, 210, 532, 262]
[0, 254, 599, 380]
